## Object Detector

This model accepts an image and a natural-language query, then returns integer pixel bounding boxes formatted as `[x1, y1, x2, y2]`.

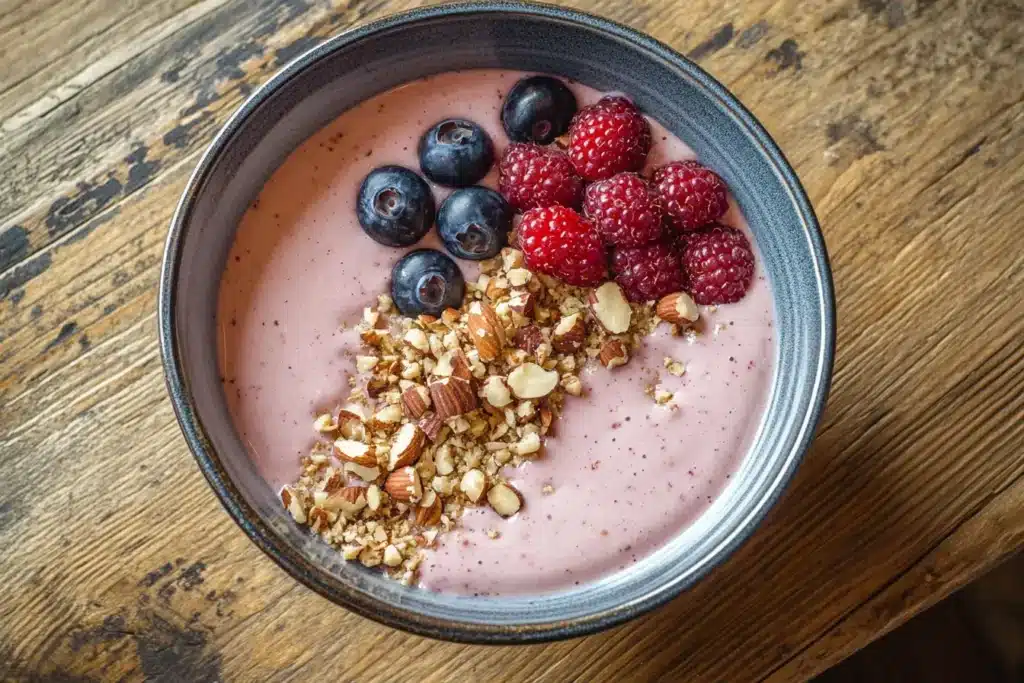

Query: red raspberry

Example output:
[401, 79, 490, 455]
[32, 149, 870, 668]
[498, 143, 584, 212]
[682, 224, 755, 304]
[518, 206, 607, 287]
[568, 96, 652, 181]
[652, 160, 729, 233]
[583, 172, 664, 248]
[611, 241, 685, 303]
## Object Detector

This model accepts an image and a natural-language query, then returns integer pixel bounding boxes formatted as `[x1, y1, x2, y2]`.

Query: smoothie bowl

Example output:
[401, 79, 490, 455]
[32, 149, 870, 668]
[158, 2, 834, 643]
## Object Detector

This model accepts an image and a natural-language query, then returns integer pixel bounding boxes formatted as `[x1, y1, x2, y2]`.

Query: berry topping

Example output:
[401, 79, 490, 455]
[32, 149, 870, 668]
[652, 160, 729, 233]
[436, 187, 511, 260]
[682, 224, 755, 304]
[610, 241, 686, 303]
[584, 172, 663, 248]
[418, 119, 494, 187]
[498, 143, 584, 212]
[501, 75, 578, 145]
[518, 206, 607, 287]
[357, 166, 436, 247]
[390, 249, 465, 317]
[567, 96, 652, 181]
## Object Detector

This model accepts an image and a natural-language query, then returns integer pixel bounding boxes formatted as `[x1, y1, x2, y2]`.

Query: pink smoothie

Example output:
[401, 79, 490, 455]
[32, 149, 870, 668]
[217, 70, 774, 595]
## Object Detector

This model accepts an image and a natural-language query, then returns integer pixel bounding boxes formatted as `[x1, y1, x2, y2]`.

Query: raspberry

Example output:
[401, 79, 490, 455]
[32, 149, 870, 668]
[518, 206, 607, 287]
[568, 96, 652, 181]
[498, 143, 584, 212]
[584, 172, 664, 248]
[652, 160, 729, 233]
[682, 224, 755, 304]
[611, 241, 685, 303]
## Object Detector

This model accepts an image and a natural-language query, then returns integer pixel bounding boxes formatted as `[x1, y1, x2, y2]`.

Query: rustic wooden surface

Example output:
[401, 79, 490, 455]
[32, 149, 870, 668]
[1, 0, 1021, 680]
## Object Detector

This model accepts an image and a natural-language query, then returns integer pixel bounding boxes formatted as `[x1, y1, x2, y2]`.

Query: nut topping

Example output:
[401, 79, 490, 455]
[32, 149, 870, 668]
[656, 292, 700, 325]
[507, 363, 559, 399]
[589, 282, 632, 333]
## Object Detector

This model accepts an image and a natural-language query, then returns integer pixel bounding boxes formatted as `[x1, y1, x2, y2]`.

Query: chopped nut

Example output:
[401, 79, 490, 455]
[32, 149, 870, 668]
[589, 282, 632, 333]
[507, 289, 535, 318]
[482, 376, 513, 408]
[373, 403, 403, 425]
[654, 387, 674, 405]
[599, 339, 629, 368]
[487, 483, 523, 517]
[513, 325, 544, 354]
[435, 446, 455, 475]
[334, 439, 377, 467]
[383, 545, 404, 567]
[552, 313, 586, 353]
[313, 413, 339, 433]
[388, 422, 426, 470]
[656, 292, 700, 325]
[507, 268, 532, 287]
[467, 301, 505, 361]
[414, 490, 442, 526]
[366, 484, 383, 511]
[404, 328, 430, 352]
[281, 486, 307, 523]
[560, 374, 583, 397]
[385, 467, 422, 501]
[515, 432, 542, 455]
[460, 469, 487, 503]
[664, 358, 686, 377]
[429, 377, 477, 419]
[401, 385, 431, 419]
[355, 355, 379, 373]
[343, 462, 381, 483]
[417, 412, 444, 442]
[507, 363, 559, 399]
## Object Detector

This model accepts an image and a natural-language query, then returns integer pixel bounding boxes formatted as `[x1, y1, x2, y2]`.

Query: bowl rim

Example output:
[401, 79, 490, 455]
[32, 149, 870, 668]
[158, 0, 836, 644]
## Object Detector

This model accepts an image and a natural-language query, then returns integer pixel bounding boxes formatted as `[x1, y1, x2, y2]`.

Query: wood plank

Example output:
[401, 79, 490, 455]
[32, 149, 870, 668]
[0, 0, 1022, 681]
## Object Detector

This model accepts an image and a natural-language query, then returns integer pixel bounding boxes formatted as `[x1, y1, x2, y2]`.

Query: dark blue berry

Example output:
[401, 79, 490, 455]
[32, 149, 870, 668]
[436, 187, 511, 261]
[418, 119, 494, 187]
[501, 76, 578, 144]
[357, 166, 435, 247]
[390, 249, 465, 317]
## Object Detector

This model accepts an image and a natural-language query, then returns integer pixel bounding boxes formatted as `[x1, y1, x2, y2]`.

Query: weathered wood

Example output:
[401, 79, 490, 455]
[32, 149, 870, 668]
[0, 0, 1022, 681]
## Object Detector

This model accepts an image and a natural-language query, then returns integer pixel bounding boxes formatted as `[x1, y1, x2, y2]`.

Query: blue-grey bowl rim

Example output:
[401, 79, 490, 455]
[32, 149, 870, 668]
[158, 0, 836, 644]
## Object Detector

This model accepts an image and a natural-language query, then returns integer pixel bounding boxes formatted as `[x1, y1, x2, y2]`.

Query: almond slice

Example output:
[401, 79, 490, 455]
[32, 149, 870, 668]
[507, 362, 559, 399]
[401, 385, 431, 419]
[450, 349, 473, 382]
[343, 462, 381, 483]
[599, 339, 629, 368]
[551, 313, 586, 353]
[333, 439, 377, 467]
[429, 377, 477, 419]
[656, 292, 700, 325]
[460, 468, 487, 503]
[589, 282, 632, 333]
[467, 302, 505, 361]
[388, 422, 426, 470]
[385, 466, 422, 502]
[487, 483, 523, 517]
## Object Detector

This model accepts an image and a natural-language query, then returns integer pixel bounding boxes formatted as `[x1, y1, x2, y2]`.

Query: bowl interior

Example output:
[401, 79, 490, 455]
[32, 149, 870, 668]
[161, 3, 832, 642]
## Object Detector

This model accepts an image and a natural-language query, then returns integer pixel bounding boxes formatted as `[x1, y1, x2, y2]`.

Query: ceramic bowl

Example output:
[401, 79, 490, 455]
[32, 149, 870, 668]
[158, 1, 835, 643]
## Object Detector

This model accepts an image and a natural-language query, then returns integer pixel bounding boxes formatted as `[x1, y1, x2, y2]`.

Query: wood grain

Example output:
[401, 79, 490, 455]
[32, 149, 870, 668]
[1, 0, 1022, 680]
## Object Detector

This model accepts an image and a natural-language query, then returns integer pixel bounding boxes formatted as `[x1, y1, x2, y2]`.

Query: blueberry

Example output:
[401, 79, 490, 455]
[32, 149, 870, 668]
[501, 75, 578, 144]
[390, 249, 465, 317]
[357, 166, 435, 247]
[437, 187, 511, 261]
[418, 119, 494, 187]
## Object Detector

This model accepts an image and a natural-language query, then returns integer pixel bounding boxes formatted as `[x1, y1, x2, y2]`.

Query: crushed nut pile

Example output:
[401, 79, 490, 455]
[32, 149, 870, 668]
[281, 246, 702, 584]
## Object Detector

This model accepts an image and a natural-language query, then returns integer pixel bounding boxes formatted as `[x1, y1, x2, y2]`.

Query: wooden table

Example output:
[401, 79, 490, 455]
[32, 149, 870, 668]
[1, 0, 1021, 680]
